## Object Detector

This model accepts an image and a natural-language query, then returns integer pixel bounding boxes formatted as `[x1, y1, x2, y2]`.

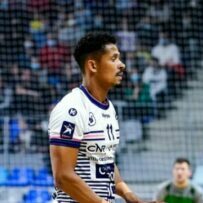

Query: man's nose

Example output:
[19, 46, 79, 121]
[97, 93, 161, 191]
[119, 61, 126, 71]
[177, 169, 183, 174]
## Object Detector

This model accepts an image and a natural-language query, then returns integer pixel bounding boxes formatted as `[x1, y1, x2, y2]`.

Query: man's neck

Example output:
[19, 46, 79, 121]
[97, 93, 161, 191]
[173, 180, 189, 189]
[82, 80, 109, 104]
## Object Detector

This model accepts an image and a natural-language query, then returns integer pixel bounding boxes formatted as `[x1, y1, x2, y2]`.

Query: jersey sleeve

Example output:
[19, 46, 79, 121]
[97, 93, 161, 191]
[48, 97, 86, 148]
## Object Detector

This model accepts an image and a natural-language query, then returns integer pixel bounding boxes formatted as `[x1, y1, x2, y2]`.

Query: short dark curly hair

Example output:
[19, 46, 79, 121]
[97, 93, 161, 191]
[73, 32, 117, 73]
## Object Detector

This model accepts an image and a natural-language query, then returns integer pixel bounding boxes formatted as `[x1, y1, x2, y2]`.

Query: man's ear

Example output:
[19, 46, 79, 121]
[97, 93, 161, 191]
[87, 59, 97, 73]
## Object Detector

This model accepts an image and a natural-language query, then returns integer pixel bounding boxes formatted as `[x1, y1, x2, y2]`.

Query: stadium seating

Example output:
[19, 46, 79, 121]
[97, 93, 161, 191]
[6, 167, 35, 186]
[23, 189, 52, 203]
[1, 167, 53, 187]
[0, 166, 8, 186]
[31, 168, 54, 187]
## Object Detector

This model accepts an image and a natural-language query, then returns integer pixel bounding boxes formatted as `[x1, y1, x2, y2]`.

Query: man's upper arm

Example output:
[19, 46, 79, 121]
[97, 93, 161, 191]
[50, 145, 79, 179]
[48, 96, 85, 177]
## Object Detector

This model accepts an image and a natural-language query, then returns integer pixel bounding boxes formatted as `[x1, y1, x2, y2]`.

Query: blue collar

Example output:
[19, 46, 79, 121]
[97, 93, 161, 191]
[79, 85, 109, 110]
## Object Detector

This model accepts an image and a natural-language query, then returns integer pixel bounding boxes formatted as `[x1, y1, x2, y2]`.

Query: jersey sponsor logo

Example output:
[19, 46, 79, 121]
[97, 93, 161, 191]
[87, 143, 117, 153]
[68, 108, 77, 116]
[88, 112, 96, 126]
[96, 163, 114, 180]
[60, 121, 75, 139]
[102, 113, 110, 118]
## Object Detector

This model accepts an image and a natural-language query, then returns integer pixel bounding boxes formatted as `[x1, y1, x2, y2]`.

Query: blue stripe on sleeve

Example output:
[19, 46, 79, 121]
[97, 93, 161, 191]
[49, 138, 81, 148]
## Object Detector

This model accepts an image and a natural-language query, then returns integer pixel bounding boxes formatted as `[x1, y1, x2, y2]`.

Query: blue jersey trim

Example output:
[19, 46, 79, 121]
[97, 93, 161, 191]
[49, 138, 81, 148]
[83, 138, 105, 141]
[79, 85, 109, 110]
[84, 130, 104, 134]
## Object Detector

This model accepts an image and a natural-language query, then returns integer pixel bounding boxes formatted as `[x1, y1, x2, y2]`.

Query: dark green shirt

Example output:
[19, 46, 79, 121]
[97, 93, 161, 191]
[155, 181, 203, 203]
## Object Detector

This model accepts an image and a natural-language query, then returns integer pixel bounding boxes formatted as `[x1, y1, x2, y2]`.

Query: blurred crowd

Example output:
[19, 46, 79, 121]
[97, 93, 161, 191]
[0, 0, 203, 153]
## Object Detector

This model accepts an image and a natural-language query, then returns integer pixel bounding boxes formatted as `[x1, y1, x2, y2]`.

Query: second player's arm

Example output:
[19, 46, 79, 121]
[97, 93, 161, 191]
[50, 145, 108, 203]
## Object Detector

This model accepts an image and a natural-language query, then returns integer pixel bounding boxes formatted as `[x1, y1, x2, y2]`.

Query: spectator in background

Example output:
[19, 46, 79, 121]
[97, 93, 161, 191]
[125, 52, 140, 100]
[177, 1, 203, 76]
[14, 68, 41, 115]
[115, 51, 154, 120]
[30, 116, 49, 153]
[152, 31, 185, 96]
[136, 16, 159, 48]
[8, 114, 34, 153]
[154, 157, 203, 203]
[94, 0, 117, 32]
[8, 116, 21, 153]
[116, 17, 137, 57]
[152, 31, 181, 70]
[74, 1, 92, 32]
[58, 13, 84, 48]
[142, 57, 167, 102]
[116, 0, 138, 19]
[18, 114, 33, 153]
[0, 75, 7, 151]
[27, 0, 51, 13]
[24, 35, 35, 52]
[126, 67, 140, 101]
[142, 57, 168, 118]
[27, 0, 58, 27]
[18, 35, 35, 68]
[54, 9, 67, 30]
[0, 1, 30, 66]
[29, 12, 48, 49]
[146, 0, 171, 28]
[64, 57, 81, 91]
[92, 13, 104, 31]
[134, 44, 152, 74]
[30, 56, 41, 71]
[29, 12, 47, 33]
[116, 0, 137, 10]
[39, 32, 70, 89]
[0, 118, 3, 152]
[0, 0, 8, 10]
[6, 63, 21, 115]
[0, 75, 12, 115]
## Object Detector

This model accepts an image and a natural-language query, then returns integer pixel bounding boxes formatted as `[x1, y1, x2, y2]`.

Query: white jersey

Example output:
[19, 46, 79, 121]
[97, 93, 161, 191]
[48, 85, 120, 203]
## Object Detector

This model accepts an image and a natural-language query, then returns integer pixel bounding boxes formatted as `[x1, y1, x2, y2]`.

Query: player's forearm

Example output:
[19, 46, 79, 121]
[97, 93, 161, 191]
[116, 181, 140, 202]
[55, 171, 107, 203]
[114, 165, 141, 202]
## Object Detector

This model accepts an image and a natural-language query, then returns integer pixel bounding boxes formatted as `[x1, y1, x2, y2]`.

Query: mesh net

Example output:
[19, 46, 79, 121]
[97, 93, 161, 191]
[0, 0, 203, 202]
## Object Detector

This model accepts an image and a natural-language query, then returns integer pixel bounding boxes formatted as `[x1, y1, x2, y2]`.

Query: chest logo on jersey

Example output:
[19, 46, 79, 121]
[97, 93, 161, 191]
[60, 121, 75, 139]
[88, 112, 96, 126]
[68, 108, 77, 116]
